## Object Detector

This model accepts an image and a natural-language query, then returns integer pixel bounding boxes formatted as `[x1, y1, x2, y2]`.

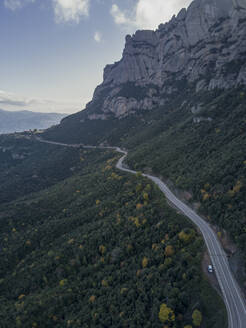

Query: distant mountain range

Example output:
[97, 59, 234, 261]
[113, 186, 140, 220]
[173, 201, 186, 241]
[0, 109, 66, 134]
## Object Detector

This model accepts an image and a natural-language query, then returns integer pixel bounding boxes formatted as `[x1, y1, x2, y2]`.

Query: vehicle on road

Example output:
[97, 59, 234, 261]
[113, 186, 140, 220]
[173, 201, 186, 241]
[208, 264, 213, 273]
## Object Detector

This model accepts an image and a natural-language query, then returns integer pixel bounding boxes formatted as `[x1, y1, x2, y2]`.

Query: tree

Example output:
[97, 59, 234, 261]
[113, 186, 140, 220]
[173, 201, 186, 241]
[165, 245, 174, 257]
[178, 230, 191, 243]
[159, 303, 175, 323]
[142, 256, 148, 268]
[99, 245, 106, 254]
[89, 295, 96, 303]
[192, 309, 202, 326]
[143, 192, 149, 201]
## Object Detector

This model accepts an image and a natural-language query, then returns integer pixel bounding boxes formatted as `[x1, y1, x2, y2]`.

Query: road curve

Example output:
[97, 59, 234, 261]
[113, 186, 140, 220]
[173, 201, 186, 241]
[116, 152, 246, 328]
[36, 137, 246, 328]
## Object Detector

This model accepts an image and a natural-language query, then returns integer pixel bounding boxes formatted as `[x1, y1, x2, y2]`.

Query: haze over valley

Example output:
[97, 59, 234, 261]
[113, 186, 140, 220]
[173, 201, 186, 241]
[0, 109, 66, 134]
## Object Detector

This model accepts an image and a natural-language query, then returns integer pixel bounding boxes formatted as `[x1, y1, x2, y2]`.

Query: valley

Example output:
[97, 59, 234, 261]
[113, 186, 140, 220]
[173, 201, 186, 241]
[37, 136, 246, 327]
[1, 0, 246, 327]
[0, 109, 65, 135]
[0, 134, 227, 327]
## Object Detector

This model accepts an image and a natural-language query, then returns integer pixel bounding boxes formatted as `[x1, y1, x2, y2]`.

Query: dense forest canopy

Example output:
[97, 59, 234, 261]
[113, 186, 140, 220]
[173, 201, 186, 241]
[0, 135, 226, 327]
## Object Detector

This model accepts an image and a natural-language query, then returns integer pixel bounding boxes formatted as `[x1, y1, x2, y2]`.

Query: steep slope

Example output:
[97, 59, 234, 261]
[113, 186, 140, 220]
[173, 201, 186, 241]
[43, 0, 246, 295]
[0, 134, 83, 204]
[90, 0, 246, 118]
[44, 0, 246, 134]
[0, 109, 66, 134]
[0, 135, 227, 327]
[124, 87, 246, 287]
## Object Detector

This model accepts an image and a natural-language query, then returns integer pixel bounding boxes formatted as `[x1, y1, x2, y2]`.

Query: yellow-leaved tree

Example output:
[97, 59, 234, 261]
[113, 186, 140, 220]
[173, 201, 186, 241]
[142, 256, 148, 268]
[158, 303, 175, 323]
[99, 245, 106, 255]
[164, 245, 174, 257]
[192, 309, 202, 326]
[143, 192, 149, 201]
[89, 295, 96, 303]
[178, 230, 193, 243]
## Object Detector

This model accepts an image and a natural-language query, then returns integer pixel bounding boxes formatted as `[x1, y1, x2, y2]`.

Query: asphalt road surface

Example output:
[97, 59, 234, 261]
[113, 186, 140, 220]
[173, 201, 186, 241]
[36, 138, 246, 328]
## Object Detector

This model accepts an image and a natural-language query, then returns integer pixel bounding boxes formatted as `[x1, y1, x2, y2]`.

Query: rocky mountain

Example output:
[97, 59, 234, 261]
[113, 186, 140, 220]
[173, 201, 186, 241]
[61, 0, 246, 122]
[1, 1, 245, 325]
[0, 109, 66, 134]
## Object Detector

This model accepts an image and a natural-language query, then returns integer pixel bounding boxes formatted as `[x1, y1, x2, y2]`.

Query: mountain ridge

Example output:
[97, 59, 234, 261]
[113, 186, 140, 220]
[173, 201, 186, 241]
[56, 0, 246, 122]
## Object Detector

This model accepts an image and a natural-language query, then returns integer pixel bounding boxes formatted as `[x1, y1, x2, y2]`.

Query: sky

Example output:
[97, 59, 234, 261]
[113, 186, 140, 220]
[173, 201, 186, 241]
[0, 0, 192, 114]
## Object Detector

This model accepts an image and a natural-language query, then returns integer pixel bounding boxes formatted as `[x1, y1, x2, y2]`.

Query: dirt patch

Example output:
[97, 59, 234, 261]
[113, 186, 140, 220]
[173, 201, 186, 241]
[211, 227, 237, 255]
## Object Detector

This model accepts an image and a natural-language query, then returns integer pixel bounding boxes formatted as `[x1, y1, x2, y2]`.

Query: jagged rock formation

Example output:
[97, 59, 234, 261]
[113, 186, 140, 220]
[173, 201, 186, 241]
[77, 0, 246, 119]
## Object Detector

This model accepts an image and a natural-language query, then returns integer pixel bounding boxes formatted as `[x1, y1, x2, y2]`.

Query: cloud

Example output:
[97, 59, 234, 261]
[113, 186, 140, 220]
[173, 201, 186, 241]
[111, 0, 192, 30]
[94, 31, 102, 43]
[0, 90, 81, 114]
[5, 0, 90, 24]
[52, 0, 90, 23]
[110, 4, 130, 25]
[4, 0, 35, 10]
[0, 90, 33, 107]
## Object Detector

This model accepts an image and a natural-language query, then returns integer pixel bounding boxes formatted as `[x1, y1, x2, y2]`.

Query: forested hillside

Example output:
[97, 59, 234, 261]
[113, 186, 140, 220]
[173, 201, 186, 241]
[44, 86, 246, 291]
[1, 1, 245, 326]
[0, 135, 226, 327]
[0, 134, 83, 204]
[124, 87, 246, 285]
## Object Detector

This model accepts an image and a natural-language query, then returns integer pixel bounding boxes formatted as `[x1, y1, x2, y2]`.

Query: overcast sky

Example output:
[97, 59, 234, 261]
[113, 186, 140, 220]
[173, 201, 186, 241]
[0, 0, 192, 113]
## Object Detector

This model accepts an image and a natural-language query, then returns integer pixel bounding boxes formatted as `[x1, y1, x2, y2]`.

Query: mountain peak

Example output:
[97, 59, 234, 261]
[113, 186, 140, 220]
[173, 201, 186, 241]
[187, 0, 246, 14]
[77, 0, 246, 120]
[188, 0, 234, 14]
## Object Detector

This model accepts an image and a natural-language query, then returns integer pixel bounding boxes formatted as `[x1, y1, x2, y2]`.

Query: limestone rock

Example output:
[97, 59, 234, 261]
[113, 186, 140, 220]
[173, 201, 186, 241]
[83, 0, 246, 119]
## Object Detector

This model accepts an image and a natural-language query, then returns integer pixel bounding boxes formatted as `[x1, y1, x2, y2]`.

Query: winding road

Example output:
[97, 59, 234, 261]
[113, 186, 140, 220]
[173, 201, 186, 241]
[36, 137, 246, 328]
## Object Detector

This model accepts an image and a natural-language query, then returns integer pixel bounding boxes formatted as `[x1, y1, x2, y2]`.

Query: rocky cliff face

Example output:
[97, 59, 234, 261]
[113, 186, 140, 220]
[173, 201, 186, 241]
[84, 0, 246, 119]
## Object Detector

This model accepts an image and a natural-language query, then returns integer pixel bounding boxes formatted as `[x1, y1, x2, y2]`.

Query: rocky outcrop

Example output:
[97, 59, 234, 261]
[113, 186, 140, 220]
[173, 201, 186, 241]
[83, 0, 246, 119]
